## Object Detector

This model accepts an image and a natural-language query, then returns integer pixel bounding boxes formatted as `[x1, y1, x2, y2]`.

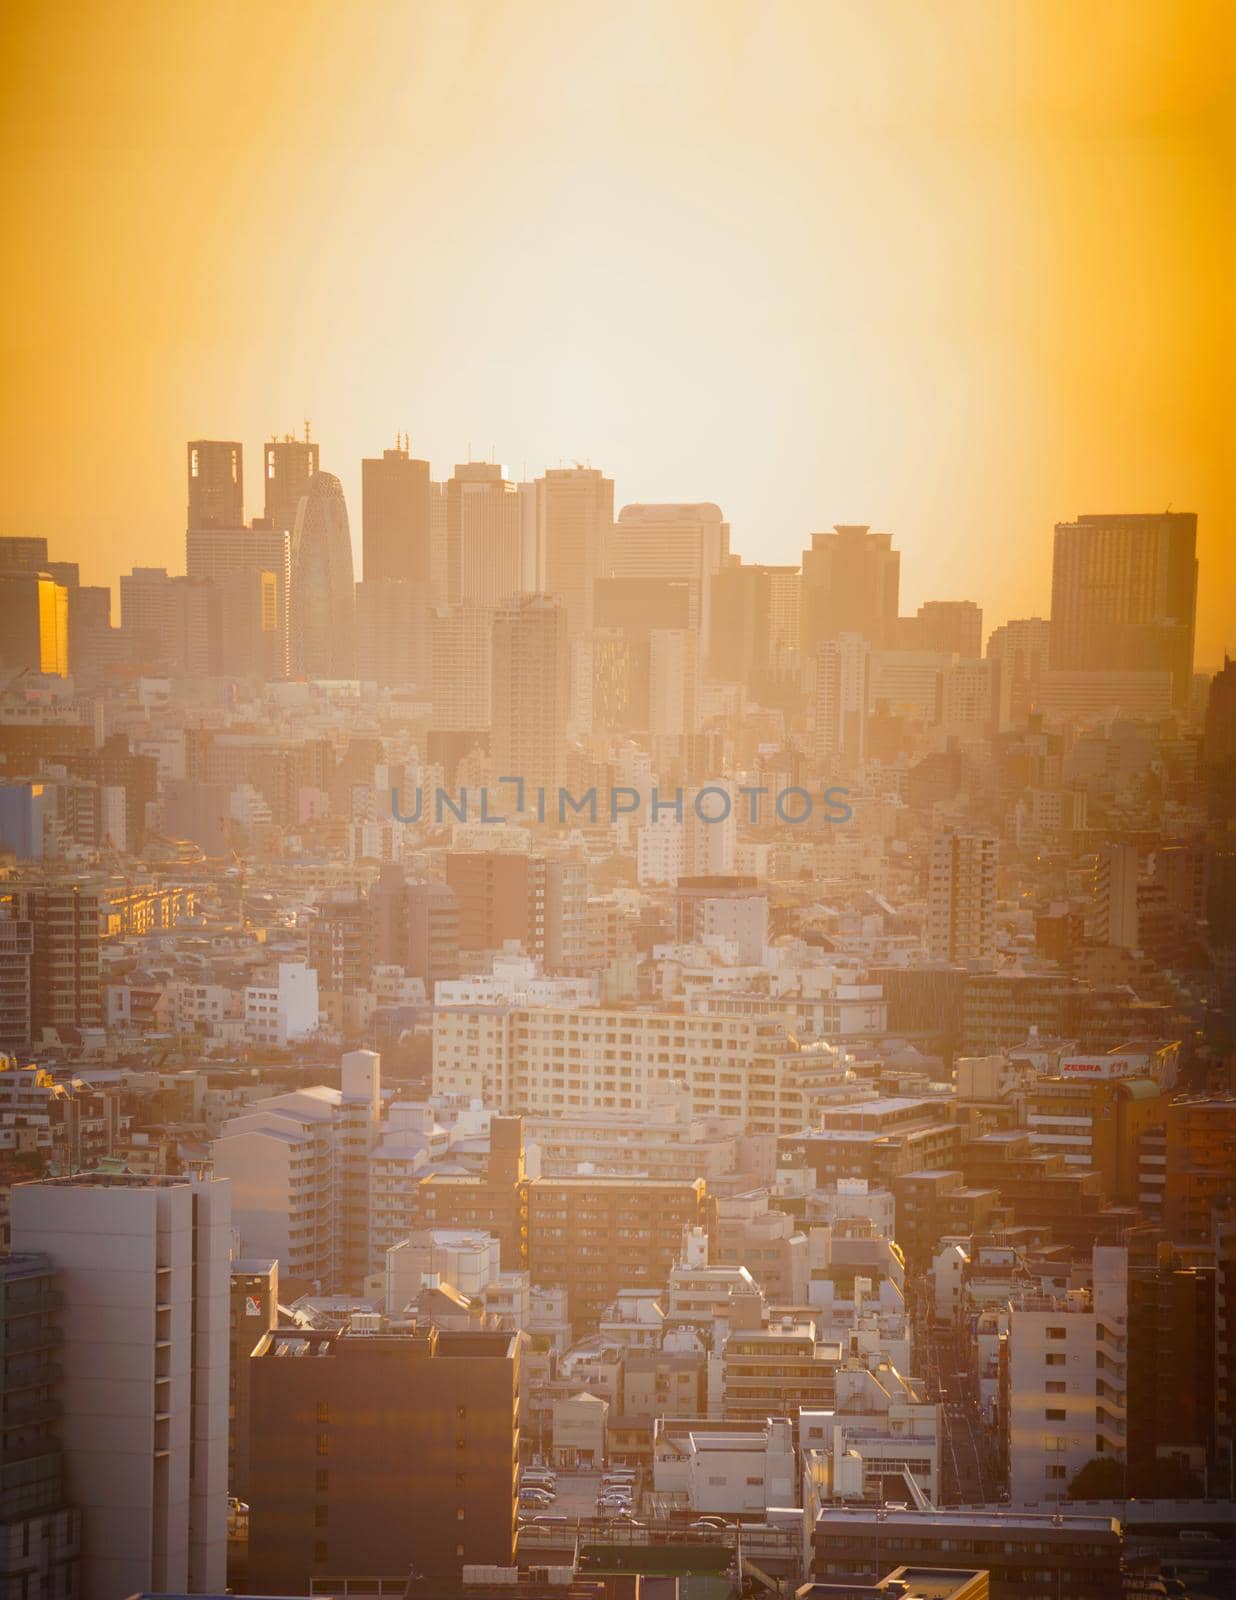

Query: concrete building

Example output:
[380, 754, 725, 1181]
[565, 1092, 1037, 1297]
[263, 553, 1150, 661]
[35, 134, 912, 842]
[927, 833, 997, 964]
[9, 1173, 230, 1600]
[812, 1507, 1121, 1600]
[228, 1257, 278, 1504]
[432, 1001, 812, 1137]
[362, 442, 431, 585]
[814, 633, 870, 768]
[490, 593, 570, 802]
[247, 1324, 520, 1594]
[607, 503, 729, 656]
[1006, 1246, 1127, 1505]
[801, 525, 900, 652]
[212, 1052, 382, 1293]
[1050, 511, 1197, 707]
[0, 1252, 81, 1600]
[0, 573, 69, 677]
[537, 465, 613, 637]
[243, 959, 319, 1047]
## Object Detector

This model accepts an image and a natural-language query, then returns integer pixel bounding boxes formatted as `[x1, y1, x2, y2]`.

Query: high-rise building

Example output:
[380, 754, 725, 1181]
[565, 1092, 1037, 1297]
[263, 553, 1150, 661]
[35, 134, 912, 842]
[369, 868, 460, 993]
[927, 832, 997, 963]
[246, 1323, 520, 1595]
[813, 632, 870, 767]
[362, 440, 432, 584]
[1093, 841, 1140, 949]
[1006, 1247, 1128, 1505]
[607, 503, 729, 655]
[354, 577, 428, 687]
[9, 1173, 231, 1600]
[119, 568, 220, 675]
[290, 471, 356, 678]
[801, 524, 900, 652]
[3, 878, 103, 1035]
[490, 593, 569, 799]
[710, 561, 801, 684]
[1050, 512, 1198, 707]
[0, 1252, 81, 1600]
[187, 439, 243, 530]
[647, 628, 699, 739]
[900, 598, 983, 657]
[0, 572, 69, 676]
[446, 462, 527, 607]
[219, 566, 286, 679]
[186, 524, 290, 675]
[537, 465, 614, 636]
[0, 904, 33, 1051]
[987, 616, 1051, 726]
[1126, 1248, 1217, 1495]
[430, 603, 493, 732]
[263, 432, 319, 533]
[0, 536, 49, 572]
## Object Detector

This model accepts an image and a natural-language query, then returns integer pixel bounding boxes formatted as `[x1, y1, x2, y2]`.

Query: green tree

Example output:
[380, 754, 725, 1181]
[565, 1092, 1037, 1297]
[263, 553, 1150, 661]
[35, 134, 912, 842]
[1066, 1457, 1126, 1499]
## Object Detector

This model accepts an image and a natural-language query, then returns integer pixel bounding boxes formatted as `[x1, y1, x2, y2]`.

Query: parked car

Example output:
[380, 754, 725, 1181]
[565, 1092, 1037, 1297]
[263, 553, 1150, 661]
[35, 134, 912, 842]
[519, 1489, 554, 1509]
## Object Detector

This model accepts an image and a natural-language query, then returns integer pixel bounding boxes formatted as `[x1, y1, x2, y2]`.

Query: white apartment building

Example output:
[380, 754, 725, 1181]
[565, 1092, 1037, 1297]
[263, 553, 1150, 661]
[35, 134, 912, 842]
[243, 959, 319, 1046]
[1007, 1246, 1128, 1505]
[212, 1051, 382, 1292]
[382, 1228, 502, 1315]
[431, 1003, 817, 1136]
[9, 1173, 230, 1600]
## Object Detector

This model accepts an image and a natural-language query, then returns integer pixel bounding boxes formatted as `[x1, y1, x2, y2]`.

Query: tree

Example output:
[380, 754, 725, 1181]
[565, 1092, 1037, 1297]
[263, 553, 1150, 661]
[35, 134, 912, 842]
[1067, 1457, 1126, 1500]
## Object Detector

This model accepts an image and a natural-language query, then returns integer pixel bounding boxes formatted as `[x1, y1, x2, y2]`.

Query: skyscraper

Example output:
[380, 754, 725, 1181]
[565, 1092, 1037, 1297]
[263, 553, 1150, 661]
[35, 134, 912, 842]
[490, 593, 570, 799]
[1050, 512, 1198, 707]
[447, 462, 527, 607]
[186, 439, 243, 530]
[927, 832, 997, 962]
[186, 525, 290, 676]
[814, 632, 870, 767]
[290, 471, 356, 678]
[263, 432, 319, 533]
[538, 464, 614, 636]
[800, 524, 900, 652]
[607, 503, 729, 655]
[987, 616, 1052, 725]
[9, 1173, 231, 1600]
[362, 439, 431, 583]
[0, 572, 69, 675]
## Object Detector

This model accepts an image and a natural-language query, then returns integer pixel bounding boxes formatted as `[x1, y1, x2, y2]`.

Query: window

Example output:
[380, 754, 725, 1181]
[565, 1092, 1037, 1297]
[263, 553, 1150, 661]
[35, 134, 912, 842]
[1045, 1409, 1066, 1421]
[1046, 1381, 1067, 1394]
[1046, 1326, 1066, 1340]
[1046, 1466, 1067, 1480]
[315, 1470, 329, 1492]
[313, 1542, 328, 1564]
[1045, 1353, 1065, 1366]
[315, 1434, 330, 1457]
[457, 1507, 466, 1521]
[314, 1505, 328, 1528]
[317, 1401, 331, 1423]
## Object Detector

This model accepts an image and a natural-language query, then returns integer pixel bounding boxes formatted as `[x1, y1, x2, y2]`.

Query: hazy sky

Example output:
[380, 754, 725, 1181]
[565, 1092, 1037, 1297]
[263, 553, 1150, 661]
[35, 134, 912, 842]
[2, 0, 1232, 663]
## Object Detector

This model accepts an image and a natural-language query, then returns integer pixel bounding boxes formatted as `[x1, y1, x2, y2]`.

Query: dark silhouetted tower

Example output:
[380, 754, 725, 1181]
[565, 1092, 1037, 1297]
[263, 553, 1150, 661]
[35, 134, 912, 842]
[263, 433, 319, 533]
[362, 441, 431, 584]
[1050, 512, 1197, 707]
[187, 440, 243, 530]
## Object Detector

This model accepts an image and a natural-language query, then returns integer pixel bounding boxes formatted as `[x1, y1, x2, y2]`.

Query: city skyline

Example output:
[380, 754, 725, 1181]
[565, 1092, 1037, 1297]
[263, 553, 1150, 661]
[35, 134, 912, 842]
[2, 2, 1232, 663]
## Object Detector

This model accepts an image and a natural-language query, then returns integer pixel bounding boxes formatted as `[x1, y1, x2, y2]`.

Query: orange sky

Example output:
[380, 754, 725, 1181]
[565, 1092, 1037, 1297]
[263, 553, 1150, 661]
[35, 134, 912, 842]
[2, 0, 1232, 664]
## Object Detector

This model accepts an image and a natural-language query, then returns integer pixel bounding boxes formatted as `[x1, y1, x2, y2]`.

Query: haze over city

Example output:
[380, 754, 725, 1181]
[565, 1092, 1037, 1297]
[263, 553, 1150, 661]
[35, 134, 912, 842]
[2, 0, 1233, 663]
[2, 7, 1236, 1600]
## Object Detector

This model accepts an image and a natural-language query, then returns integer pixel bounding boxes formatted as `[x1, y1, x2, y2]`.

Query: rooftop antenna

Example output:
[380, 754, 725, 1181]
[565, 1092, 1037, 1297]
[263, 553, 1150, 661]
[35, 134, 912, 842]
[303, 419, 311, 444]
